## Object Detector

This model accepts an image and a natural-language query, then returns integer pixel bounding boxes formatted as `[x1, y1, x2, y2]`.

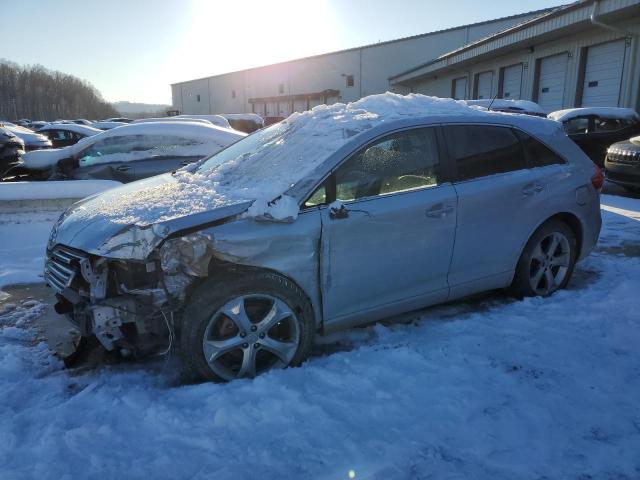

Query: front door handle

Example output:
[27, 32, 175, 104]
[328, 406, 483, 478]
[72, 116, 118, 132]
[426, 203, 454, 218]
[522, 183, 544, 196]
[115, 165, 131, 172]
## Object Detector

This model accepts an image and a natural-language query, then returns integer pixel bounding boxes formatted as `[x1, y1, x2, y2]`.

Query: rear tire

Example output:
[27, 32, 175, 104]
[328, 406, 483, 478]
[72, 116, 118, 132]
[179, 269, 315, 383]
[511, 220, 577, 298]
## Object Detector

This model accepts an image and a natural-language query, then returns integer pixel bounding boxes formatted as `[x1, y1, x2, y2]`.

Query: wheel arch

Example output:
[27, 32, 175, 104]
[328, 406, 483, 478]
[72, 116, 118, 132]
[198, 258, 320, 330]
[517, 211, 584, 267]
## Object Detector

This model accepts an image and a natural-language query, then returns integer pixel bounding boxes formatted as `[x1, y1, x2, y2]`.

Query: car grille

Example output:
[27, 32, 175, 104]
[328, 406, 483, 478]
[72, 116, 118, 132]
[607, 150, 640, 165]
[44, 245, 86, 294]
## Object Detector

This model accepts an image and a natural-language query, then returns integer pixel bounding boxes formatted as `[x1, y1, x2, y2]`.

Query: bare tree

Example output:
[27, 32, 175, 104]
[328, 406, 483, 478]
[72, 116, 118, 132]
[0, 60, 119, 120]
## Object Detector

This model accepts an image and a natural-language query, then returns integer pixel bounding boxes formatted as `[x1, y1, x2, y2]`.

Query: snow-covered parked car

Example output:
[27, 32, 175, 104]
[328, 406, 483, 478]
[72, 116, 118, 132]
[91, 121, 128, 131]
[37, 123, 102, 148]
[221, 113, 265, 133]
[44, 93, 602, 382]
[0, 122, 52, 151]
[548, 107, 640, 167]
[466, 99, 547, 117]
[0, 126, 25, 176]
[174, 114, 232, 129]
[21, 121, 245, 182]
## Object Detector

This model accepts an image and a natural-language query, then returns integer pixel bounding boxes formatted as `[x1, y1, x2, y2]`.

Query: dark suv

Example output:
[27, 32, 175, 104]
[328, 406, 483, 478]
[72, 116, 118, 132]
[605, 136, 640, 192]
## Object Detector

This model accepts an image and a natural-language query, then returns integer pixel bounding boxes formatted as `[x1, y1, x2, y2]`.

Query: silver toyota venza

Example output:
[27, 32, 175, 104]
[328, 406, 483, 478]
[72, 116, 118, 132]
[45, 94, 602, 382]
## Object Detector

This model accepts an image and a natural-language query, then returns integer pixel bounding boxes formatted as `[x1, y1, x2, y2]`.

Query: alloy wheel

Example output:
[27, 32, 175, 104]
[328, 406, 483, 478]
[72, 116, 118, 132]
[528, 231, 571, 296]
[202, 294, 300, 381]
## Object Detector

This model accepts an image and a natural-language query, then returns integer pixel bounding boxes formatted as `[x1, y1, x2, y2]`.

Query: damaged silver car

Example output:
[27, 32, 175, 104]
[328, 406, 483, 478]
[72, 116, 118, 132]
[45, 95, 602, 382]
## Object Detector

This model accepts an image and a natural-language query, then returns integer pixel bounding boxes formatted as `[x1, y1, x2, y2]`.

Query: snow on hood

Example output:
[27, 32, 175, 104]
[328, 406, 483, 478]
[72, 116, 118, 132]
[548, 107, 640, 123]
[65, 93, 486, 228]
[21, 121, 245, 170]
[631, 136, 640, 146]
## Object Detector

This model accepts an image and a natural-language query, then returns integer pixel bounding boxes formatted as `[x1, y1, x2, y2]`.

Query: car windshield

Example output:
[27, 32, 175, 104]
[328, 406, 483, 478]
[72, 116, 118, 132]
[196, 122, 287, 173]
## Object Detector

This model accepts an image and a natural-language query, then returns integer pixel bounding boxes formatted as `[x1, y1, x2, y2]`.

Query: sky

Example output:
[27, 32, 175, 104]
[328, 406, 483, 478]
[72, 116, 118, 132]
[3, 0, 564, 105]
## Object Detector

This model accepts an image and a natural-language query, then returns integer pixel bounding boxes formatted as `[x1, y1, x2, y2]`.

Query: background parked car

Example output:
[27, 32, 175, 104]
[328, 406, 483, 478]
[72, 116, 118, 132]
[38, 123, 102, 148]
[0, 126, 25, 177]
[173, 114, 232, 129]
[548, 107, 640, 167]
[21, 121, 246, 182]
[91, 121, 128, 130]
[103, 117, 133, 123]
[0, 122, 52, 151]
[605, 135, 640, 192]
[220, 113, 265, 133]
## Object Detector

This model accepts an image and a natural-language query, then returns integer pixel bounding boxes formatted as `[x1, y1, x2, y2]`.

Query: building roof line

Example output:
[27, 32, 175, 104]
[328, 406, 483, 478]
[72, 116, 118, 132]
[170, 6, 557, 86]
[388, 2, 577, 81]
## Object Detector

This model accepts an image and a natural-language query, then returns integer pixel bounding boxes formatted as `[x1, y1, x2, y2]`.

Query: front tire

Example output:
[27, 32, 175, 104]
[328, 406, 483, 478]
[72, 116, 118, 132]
[179, 270, 315, 382]
[511, 220, 577, 297]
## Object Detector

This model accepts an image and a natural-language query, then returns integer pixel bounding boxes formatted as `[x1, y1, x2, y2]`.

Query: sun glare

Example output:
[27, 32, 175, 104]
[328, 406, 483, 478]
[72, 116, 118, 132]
[168, 0, 338, 83]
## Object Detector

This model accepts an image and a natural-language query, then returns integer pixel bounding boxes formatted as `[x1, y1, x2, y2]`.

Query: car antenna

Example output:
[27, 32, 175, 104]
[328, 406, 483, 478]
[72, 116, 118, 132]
[487, 93, 499, 111]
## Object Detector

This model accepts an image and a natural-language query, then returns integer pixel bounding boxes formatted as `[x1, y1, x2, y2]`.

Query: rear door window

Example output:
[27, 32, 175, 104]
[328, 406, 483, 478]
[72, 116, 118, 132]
[443, 125, 525, 181]
[593, 116, 634, 132]
[514, 130, 566, 168]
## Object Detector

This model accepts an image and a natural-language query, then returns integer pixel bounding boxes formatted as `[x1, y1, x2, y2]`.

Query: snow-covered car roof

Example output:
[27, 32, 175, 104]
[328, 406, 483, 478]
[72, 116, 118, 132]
[466, 99, 546, 115]
[175, 115, 232, 129]
[72, 93, 563, 226]
[220, 113, 264, 125]
[21, 120, 246, 170]
[38, 123, 102, 137]
[132, 117, 213, 126]
[548, 107, 640, 123]
[91, 121, 128, 130]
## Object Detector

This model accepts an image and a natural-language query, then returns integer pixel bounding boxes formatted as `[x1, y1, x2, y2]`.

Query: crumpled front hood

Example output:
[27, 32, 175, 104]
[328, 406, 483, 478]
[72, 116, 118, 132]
[52, 174, 252, 259]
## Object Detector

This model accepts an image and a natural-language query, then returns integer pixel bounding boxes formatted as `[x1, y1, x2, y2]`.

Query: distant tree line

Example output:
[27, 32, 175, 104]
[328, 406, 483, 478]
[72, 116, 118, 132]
[0, 60, 119, 121]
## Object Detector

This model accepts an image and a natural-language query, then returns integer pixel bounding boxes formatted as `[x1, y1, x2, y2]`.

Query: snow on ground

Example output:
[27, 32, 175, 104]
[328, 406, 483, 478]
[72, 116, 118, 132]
[0, 194, 639, 479]
[0, 211, 57, 288]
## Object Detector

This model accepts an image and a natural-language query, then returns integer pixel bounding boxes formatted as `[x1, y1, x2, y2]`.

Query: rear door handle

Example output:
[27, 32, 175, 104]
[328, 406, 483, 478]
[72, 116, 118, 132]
[522, 183, 543, 196]
[115, 165, 131, 172]
[426, 203, 454, 218]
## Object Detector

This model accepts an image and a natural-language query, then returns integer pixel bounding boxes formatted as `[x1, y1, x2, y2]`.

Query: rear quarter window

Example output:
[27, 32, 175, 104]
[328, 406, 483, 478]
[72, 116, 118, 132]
[444, 125, 525, 182]
[514, 130, 566, 168]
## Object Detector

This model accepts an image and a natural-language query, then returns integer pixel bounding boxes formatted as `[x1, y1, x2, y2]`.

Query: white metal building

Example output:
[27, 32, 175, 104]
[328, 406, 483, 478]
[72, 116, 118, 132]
[171, 8, 551, 119]
[391, 0, 640, 112]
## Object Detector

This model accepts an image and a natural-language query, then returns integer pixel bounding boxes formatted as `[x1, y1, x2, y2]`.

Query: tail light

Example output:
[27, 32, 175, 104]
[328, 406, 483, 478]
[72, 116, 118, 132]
[591, 165, 604, 191]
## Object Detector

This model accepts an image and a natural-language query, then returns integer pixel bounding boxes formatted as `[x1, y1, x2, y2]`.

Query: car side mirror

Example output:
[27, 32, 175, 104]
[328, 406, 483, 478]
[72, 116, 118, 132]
[329, 201, 349, 219]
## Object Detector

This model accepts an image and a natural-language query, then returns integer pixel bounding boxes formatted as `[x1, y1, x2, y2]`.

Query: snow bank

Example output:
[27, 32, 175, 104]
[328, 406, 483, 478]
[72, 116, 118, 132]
[75, 93, 493, 225]
[548, 107, 639, 122]
[0, 180, 121, 201]
[0, 197, 639, 478]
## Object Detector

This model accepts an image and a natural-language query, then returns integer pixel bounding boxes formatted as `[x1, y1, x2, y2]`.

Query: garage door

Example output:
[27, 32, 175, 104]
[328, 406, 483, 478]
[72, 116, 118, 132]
[537, 53, 569, 113]
[452, 77, 467, 100]
[502, 64, 522, 100]
[293, 99, 308, 112]
[581, 39, 626, 107]
[278, 100, 291, 117]
[266, 102, 278, 117]
[475, 71, 493, 99]
[252, 102, 266, 116]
